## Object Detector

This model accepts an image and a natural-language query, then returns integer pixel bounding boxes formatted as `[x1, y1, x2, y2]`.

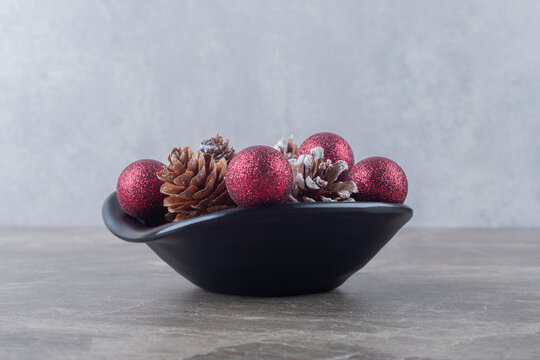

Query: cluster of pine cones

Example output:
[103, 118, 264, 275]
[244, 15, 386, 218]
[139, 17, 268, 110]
[158, 135, 358, 222]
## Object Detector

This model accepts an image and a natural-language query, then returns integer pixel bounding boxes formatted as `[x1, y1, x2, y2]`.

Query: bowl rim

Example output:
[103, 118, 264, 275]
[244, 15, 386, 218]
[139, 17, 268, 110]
[102, 192, 413, 243]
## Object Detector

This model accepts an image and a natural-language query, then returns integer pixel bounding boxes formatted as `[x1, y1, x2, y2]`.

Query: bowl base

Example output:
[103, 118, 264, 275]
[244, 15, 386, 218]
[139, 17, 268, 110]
[186, 276, 350, 297]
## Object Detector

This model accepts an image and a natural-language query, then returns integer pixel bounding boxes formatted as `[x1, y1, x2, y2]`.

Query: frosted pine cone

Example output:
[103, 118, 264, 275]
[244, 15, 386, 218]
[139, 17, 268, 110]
[199, 134, 235, 163]
[157, 147, 236, 221]
[274, 135, 299, 160]
[289, 147, 357, 203]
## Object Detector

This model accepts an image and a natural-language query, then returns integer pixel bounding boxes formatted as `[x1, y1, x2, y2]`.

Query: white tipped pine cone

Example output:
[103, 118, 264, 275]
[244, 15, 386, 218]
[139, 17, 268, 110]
[198, 134, 235, 163]
[274, 135, 299, 160]
[289, 147, 357, 203]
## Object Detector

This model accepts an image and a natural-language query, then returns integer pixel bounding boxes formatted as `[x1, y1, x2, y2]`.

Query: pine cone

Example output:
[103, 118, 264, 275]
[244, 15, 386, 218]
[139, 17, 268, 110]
[157, 147, 236, 221]
[274, 135, 299, 159]
[289, 147, 357, 203]
[199, 134, 235, 163]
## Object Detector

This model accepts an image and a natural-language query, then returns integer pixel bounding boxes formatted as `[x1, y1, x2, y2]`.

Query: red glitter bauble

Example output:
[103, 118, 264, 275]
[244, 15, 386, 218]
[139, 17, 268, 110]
[226, 145, 293, 207]
[116, 159, 166, 220]
[346, 156, 408, 204]
[298, 132, 354, 169]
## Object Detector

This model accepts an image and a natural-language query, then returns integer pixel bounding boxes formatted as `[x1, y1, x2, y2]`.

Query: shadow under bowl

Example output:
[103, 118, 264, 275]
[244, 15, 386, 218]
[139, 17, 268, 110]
[102, 192, 412, 297]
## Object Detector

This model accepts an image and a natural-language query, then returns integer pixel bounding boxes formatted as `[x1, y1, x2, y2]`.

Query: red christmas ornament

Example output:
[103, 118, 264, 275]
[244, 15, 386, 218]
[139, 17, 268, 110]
[298, 132, 355, 169]
[116, 159, 166, 220]
[346, 156, 408, 204]
[226, 145, 293, 207]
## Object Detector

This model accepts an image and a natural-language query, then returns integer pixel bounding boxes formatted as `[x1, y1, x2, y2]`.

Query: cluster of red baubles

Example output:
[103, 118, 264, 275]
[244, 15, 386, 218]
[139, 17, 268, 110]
[226, 132, 407, 207]
[116, 132, 408, 221]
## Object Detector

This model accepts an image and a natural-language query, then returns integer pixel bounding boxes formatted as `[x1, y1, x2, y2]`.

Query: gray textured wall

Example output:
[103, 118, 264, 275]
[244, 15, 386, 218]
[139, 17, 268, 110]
[1, 0, 539, 227]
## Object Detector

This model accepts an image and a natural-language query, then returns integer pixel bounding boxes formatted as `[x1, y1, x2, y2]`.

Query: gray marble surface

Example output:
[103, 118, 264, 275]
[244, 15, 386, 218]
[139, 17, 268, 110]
[1, 228, 539, 359]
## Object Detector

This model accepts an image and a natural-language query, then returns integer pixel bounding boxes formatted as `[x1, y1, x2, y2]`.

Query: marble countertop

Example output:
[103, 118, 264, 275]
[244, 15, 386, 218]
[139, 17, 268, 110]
[1, 228, 539, 359]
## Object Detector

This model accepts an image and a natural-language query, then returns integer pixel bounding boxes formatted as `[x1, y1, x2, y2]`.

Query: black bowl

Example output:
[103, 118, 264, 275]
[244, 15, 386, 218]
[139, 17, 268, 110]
[102, 192, 412, 296]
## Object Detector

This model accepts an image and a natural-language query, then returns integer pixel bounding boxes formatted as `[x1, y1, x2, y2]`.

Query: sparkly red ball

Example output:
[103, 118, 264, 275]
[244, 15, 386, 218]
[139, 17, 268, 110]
[346, 156, 408, 204]
[116, 159, 166, 220]
[226, 145, 293, 207]
[298, 132, 354, 169]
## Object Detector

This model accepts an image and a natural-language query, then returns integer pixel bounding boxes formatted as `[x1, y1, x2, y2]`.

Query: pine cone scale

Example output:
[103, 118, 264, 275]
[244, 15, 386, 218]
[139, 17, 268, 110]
[164, 198, 197, 208]
[160, 182, 188, 196]
[207, 204, 232, 212]
[190, 167, 207, 187]
[208, 188, 231, 206]
[172, 172, 194, 186]
[193, 179, 216, 199]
